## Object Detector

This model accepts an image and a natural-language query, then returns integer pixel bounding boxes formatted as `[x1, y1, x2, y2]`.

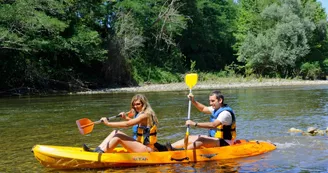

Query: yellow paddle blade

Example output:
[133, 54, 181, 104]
[185, 73, 198, 89]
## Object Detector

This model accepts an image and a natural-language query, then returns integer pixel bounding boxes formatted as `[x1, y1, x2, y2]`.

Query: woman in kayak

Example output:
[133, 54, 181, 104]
[83, 94, 162, 153]
[167, 90, 236, 150]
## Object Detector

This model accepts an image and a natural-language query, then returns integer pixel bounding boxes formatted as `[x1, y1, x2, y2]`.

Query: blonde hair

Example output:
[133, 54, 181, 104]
[130, 94, 159, 127]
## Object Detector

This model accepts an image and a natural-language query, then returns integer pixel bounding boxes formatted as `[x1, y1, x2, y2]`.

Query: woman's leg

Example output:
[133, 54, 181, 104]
[98, 130, 152, 153]
[97, 130, 121, 151]
[107, 133, 152, 153]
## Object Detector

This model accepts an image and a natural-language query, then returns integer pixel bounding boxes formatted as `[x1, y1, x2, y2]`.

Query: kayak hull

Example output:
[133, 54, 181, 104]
[32, 140, 276, 169]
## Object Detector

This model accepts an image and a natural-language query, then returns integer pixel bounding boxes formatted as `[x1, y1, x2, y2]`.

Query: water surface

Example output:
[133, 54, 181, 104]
[0, 85, 327, 172]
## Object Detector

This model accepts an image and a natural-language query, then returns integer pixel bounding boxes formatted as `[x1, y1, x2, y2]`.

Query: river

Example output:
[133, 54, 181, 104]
[0, 85, 327, 172]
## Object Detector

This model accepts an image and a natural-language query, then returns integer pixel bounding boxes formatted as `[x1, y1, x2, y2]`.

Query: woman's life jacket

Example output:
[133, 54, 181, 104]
[208, 105, 236, 140]
[132, 112, 157, 145]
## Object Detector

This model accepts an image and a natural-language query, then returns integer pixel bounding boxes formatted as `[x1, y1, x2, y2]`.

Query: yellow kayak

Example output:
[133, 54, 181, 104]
[32, 140, 276, 169]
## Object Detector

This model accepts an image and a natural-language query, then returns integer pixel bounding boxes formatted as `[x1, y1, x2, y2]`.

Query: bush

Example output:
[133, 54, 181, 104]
[300, 62, 321, 80]
[131, 57, 182, 84]
[323, 59, 328, 75]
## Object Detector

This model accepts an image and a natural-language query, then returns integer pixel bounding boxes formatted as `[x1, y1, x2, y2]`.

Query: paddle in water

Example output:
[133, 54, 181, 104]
[184, 73, 198, 150]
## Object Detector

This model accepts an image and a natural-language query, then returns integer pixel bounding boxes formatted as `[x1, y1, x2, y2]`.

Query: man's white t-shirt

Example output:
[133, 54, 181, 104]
[207, 107, 232, 125]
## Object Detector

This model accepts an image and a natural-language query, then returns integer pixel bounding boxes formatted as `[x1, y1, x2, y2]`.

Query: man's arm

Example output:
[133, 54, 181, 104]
[186, 111, 231, 128]
[188, 93, 211, 114]
[186, 119, 222, 129]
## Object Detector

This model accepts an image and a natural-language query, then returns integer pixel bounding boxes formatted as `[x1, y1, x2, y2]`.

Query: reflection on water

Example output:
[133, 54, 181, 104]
[0, 85, 328, 172]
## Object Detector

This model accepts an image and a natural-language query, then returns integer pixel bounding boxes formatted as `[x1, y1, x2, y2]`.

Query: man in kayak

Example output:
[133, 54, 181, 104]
[167, 90, 236, 150]
[83, 94, 167, 153]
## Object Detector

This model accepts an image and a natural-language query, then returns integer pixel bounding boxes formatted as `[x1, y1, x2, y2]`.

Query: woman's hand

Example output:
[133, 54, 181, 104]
[100, 117, 109, 124]
[119, 112, 126, 119]
[120, 112, 132, 120]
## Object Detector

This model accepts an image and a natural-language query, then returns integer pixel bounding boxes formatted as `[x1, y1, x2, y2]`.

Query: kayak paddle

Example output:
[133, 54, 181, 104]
[76, 110, 135, 135]
[184, 73, 198, 150]
[76, 115, 120, 135]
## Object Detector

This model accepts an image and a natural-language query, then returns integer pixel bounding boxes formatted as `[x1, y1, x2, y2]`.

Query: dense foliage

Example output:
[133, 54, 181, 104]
[1, 0, 327, 94]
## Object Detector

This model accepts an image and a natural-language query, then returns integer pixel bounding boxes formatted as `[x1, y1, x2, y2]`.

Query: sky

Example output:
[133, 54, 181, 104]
[317, 0, 328, 14]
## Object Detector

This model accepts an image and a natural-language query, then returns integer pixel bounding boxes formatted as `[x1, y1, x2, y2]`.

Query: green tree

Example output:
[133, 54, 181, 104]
[179, 0, 238, 71]
[234, 0, 277, 53]
[237, 0, 324, 77]
[300, 0, 328, 79]
[0, 0, 107, 91]
[102, 0, 188, 85]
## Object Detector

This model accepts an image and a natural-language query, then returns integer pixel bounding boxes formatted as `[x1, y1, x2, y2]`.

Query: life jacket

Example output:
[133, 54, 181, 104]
[208, 105, 236, 140]
[132, 112, 158, 145]
[132, 113, 139, 140]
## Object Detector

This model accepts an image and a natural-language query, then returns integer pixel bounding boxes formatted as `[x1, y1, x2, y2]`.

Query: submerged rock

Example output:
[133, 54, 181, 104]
[307, 127, 318, 134]
[316, 130, 326, 136]
[289, 127, 328, 136]
[289, 127, 303, 133]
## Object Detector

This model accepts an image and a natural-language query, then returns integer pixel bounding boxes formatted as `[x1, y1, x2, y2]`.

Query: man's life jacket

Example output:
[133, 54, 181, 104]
[208, 105, 236, 140]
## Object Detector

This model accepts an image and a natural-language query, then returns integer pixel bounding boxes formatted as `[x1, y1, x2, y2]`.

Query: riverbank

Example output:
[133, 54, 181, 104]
[76, 78, 328, 94]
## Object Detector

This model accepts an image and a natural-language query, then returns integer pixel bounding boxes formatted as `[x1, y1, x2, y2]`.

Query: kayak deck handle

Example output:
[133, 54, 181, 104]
[170, 157, 189, 162]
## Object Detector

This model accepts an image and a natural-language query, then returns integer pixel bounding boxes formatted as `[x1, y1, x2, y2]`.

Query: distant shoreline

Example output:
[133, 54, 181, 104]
[76, 79, 328, 95]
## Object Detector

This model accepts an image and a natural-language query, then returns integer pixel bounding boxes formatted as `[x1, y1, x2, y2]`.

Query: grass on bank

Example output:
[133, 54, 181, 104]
[134, 66, 307, 87]
[131, 58, 327, 86]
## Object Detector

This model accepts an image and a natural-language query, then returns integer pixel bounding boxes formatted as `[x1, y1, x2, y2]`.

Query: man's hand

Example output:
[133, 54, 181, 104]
[186, 120, 195, 126]
[187, 93, 195, 102]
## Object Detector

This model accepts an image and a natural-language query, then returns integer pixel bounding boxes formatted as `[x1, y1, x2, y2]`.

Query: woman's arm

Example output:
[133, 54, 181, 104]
[101, 113, 147, 128]
[120, 109, 135, 120]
